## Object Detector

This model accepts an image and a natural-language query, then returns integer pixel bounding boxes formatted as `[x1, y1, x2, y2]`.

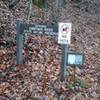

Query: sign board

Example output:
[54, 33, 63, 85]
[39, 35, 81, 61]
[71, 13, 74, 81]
[66, 53, 84, 66]
[24, 24, 58, 36]
[58, 22, 72, 44]
[16, 20, 72, 82]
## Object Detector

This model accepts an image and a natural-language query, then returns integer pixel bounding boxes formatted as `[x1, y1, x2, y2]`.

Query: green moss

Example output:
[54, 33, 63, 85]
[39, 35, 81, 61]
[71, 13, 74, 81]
[68, 80, 86, 90]
[32, 0, 45, 8]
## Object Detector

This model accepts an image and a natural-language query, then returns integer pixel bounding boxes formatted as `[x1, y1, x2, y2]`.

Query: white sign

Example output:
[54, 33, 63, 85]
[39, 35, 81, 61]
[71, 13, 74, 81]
[58, 22, 72, 44]
[67, 53, 84, 66]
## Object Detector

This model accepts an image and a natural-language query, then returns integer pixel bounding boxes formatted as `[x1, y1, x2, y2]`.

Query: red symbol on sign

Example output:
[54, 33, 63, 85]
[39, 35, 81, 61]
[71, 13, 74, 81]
[63, 27, 68, 32]
[60, 24, 69, 34]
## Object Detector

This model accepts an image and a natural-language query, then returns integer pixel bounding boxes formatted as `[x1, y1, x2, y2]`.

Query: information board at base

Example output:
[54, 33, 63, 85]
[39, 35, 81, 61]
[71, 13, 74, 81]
[66, 52, 84, 66]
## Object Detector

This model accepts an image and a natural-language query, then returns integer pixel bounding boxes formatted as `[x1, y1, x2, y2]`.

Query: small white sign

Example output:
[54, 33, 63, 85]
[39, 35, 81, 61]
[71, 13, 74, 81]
[58, 22, 72, 44]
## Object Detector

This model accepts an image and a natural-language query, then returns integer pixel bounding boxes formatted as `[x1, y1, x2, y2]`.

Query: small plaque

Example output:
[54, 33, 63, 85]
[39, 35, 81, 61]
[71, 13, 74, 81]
[66, 53, 84, 66]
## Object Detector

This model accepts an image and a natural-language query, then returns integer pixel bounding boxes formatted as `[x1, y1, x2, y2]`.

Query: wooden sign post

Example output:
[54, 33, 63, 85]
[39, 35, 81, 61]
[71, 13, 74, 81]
[16, 20, 58, 64]
[58, 22, 72, 81]
[16, 20, 24, 64]
[16, 0, 71, 82]
[16, 20, 72, 82]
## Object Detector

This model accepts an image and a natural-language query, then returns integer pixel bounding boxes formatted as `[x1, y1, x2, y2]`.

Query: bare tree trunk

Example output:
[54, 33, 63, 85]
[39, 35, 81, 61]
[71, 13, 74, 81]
[9, 0, 20, 8]
[51, 0, 65, 24]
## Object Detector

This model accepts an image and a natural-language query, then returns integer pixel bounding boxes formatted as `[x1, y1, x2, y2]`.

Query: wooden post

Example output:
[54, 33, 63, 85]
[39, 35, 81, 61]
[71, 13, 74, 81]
[54, 0, 68, 81]
[60, 44, 67, 82]
[16, 20, 24, 64]
[28, 0, 32, 22]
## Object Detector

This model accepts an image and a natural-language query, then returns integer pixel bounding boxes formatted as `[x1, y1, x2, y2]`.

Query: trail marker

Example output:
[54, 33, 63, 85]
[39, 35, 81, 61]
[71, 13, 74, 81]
[24, 24, 58, 35]
[16, 0, 73, 83]
[16, 20, 58, 64]
[16, 20, 72, 82]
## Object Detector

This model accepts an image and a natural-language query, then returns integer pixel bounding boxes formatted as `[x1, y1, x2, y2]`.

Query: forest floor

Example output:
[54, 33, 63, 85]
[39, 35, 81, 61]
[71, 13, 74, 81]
[0, 0, 100, 100]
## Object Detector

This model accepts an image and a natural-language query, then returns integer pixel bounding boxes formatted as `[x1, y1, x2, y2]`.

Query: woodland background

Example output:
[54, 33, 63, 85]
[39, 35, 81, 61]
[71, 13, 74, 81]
[0, 0, 100, 100]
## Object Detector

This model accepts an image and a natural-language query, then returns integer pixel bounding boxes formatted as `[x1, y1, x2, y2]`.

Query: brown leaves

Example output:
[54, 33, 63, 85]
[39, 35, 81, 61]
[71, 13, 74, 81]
[0, 33, 99, 99]
[0, 84, 7, 95]
[0, 0, 100, 99]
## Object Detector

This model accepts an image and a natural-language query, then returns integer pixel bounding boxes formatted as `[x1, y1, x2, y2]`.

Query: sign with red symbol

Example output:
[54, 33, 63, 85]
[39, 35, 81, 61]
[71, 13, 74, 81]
[58, 22, 72, 44]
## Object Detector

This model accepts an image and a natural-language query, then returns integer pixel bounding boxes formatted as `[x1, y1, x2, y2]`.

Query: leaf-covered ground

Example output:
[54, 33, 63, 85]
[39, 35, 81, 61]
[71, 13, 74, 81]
[0, 0, 100, 100]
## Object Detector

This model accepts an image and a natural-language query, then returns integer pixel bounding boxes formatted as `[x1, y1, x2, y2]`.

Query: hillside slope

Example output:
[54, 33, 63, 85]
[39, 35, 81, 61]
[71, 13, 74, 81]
[0, 0, 100, 99]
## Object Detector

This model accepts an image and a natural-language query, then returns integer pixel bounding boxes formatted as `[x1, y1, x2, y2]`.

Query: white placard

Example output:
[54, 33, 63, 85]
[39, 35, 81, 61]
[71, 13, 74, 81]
[58, 22, 72, 44]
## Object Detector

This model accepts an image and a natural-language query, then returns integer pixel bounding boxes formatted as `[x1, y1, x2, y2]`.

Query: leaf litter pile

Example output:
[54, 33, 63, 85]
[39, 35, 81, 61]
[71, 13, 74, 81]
[0, 0, 100, 100]
[0, 34, 99, 100]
